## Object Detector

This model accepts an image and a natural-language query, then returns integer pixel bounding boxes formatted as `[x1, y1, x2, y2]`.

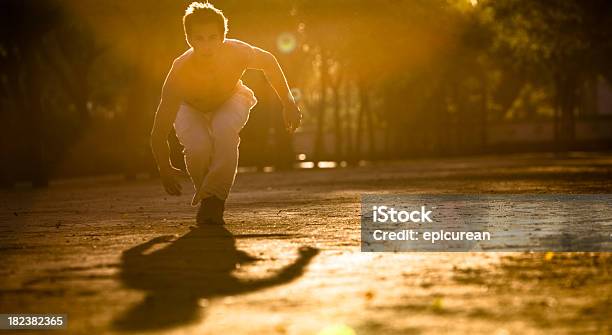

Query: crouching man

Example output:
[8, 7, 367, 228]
[150, 2, 302, 224]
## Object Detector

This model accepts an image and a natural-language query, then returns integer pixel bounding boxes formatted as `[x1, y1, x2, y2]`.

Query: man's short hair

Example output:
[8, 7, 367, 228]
[183, 2, 228, 38]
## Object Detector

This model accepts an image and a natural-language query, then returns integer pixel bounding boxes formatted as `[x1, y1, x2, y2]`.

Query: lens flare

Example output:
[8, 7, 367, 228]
[277, 32, 297, 54]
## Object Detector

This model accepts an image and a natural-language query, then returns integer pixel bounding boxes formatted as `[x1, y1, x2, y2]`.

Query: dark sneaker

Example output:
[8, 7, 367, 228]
[196, 196, 226, 225]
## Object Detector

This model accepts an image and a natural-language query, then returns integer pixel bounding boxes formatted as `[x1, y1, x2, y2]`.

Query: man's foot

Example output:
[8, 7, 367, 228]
[196, 196, 226, 225]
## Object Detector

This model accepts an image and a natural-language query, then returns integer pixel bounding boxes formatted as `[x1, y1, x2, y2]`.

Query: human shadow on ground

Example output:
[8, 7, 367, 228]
[112, 224, 319, 332]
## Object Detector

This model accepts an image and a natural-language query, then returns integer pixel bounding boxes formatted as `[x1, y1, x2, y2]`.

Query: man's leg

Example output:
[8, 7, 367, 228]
[200, 98, 251, 202]
[195, 81, 257, 224]
[173, 104, 213, 207]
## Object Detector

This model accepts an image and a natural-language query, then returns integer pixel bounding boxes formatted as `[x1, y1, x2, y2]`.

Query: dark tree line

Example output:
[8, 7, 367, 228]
[1, 0, 611, 187]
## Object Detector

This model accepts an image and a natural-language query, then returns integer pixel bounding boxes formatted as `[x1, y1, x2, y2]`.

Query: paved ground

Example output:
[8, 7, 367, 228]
[1, 152, 611, 334]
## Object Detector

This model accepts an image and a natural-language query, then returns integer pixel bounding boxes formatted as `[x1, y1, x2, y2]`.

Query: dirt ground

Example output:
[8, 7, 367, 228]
[1, 152, 611, 335]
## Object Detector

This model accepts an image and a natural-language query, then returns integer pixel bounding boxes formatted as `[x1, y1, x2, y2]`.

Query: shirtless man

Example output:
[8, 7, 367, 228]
[150, 2, 302, 224]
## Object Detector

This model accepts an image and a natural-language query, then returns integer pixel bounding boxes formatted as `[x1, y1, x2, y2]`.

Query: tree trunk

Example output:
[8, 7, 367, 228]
[25, 51, 49, 187]
[363, 84, 375, 159]
[331, 67, 343, 161]
[480, 72, 488, 151]
[344, 80, 354, 163]
[355, 81, 365, 161]
[313, 50, 328, 165]
[555, 72, 578, 151]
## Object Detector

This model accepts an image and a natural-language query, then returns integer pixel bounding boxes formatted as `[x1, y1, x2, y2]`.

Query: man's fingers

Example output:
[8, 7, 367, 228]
[294, 113, 302, 131]
[285, 113, 301, 132]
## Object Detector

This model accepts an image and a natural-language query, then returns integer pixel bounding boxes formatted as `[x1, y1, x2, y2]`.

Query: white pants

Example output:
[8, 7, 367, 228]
[174, 80, 258, 206]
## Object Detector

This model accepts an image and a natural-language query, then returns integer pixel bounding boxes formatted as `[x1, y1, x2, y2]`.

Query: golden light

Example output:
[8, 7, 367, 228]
[317, 161, 337, 169]
[290, 87, 303, 102]
[298, 162, 315, 169]
[317, 323, 356, 335]
[277, 32, 297, 53]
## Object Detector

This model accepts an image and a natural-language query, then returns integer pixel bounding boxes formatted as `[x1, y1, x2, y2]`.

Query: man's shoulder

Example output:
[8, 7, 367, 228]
[171, 48, 194, 70]
[224, 38, 256, 55]
[162, 49, 193, 88]
[224, 38, 257, 65]
[225, 38, 253, 48]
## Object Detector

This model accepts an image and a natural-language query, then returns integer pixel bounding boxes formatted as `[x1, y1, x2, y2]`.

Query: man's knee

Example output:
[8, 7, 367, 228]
[182, 135, 212, 158]
[211, 110, 245, 140]
[211, 126, 241, 148]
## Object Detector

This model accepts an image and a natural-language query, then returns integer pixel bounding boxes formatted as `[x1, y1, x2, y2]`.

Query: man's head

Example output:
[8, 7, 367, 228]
[183, 2, 228, 56]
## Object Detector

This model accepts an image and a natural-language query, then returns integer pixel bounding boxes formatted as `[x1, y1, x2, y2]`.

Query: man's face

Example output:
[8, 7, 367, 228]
[187, 22, 224, 57]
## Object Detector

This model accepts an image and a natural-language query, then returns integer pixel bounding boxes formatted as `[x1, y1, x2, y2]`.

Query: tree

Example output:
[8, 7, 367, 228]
[484, 0, 612, 149]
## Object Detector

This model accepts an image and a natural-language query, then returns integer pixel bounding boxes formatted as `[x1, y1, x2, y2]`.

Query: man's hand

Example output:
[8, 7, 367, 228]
[282, 102, 302, 134]
[159, 166, 184, 196]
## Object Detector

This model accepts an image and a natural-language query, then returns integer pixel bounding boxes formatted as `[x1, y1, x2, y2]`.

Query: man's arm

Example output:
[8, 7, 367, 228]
[150, 60, 183, 195]
[241, 42, 302, 133]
